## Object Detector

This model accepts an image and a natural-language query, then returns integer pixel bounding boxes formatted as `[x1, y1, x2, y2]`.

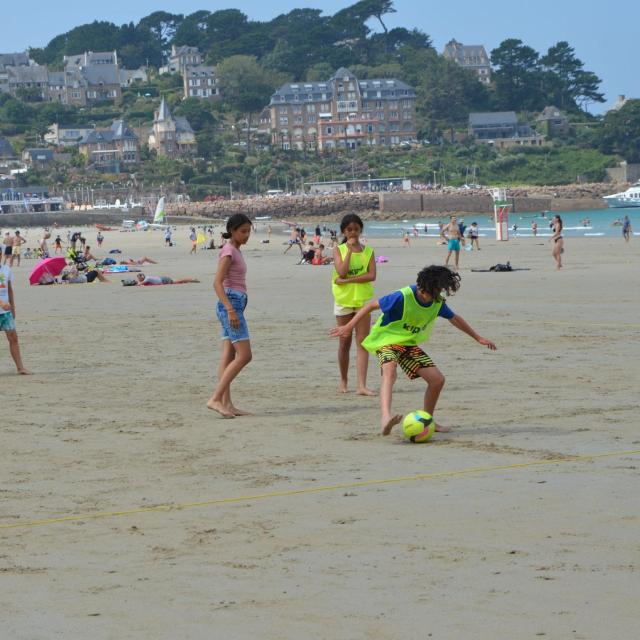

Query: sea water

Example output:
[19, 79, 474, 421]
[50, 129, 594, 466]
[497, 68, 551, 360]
[358, 208, 638, 239]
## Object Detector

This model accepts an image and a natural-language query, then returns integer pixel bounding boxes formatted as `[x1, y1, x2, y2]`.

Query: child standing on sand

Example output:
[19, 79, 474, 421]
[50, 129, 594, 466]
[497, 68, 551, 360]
[332, 213, 377, 395]
[331, 265, 495, 434]
[0, 263, 30, 374]
[208, 214, 253, 418]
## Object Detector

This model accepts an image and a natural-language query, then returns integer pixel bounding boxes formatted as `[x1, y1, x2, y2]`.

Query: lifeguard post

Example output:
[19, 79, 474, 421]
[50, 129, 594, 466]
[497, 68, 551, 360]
[489, 188, 511, 241]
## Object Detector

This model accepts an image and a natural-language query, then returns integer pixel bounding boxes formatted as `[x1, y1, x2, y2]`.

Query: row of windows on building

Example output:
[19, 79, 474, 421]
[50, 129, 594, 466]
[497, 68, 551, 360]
[278, 89, 412, 102]
[279, 121, 414, 137]
[278, 136, 408, 150]
[278, 99, 412, 114]
[278, 111, 412, 125]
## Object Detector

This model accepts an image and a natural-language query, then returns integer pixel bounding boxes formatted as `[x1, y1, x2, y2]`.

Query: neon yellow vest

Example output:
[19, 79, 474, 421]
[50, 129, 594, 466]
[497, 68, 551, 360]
[331, 244, 374, 307]
[362, 286, 442, 353]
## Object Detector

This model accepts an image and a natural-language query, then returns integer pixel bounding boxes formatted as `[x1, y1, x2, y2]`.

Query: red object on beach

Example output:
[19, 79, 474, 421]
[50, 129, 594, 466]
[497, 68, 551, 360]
[28, 257, 67, 285]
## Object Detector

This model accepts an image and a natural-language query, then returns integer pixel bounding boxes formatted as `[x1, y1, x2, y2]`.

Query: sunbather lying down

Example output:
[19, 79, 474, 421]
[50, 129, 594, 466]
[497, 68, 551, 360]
[120, 256, 158, 265]
[136, 273, 200, 286]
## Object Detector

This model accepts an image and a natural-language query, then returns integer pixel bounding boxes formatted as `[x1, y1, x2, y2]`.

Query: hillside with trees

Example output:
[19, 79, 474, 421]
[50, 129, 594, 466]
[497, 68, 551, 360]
[2, 1, 633, 196]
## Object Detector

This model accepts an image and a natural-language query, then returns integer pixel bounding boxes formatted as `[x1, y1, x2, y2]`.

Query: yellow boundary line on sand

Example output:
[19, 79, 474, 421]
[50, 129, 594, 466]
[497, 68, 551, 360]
[2, 448, 639, 532]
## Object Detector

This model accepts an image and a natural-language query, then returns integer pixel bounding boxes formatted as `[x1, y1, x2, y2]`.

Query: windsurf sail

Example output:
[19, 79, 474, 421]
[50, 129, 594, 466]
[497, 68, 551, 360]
[153, 197, 166, 223]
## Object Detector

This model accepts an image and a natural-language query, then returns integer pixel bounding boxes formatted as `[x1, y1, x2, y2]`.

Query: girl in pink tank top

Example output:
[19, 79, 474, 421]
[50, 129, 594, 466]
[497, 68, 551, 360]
[207, 214, 253, 418]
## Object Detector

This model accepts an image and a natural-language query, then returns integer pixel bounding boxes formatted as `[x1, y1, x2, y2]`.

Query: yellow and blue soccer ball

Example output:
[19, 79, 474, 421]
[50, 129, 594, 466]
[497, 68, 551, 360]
[402, 410, 435, 443]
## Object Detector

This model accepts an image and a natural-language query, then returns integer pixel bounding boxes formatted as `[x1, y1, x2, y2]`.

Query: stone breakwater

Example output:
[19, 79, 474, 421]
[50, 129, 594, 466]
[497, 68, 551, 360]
[163, 183, 617, 220]
[165, 193, 379, 219]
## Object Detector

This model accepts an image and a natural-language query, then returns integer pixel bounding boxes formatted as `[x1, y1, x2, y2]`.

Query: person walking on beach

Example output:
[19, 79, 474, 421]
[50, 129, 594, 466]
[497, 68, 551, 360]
[551, 215, 564, 269]
[96, 231, 104, 248]
[468, 222, 480, 250]
[39, 232, 51, 259]
[332, 213, 377, 396]
[207, 214, 253, 418]
[189, 227, 197, 254]
[531, 221, 538, 237]
[11, 231, 26, 267]
[0, 262, 30, 374]
[330, 265, 496, 435]
[3, 232, 14, 265]
[443, 216, 462, 270]
[622, 215, 632, 242]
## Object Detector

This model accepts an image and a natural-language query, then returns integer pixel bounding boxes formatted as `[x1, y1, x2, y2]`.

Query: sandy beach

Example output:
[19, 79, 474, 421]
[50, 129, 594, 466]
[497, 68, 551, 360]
[1, 223, 639, 639]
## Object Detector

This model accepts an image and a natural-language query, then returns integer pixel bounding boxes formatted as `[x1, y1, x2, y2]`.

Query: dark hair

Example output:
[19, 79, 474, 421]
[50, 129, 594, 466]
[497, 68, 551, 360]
[339, 213, 364, 244]
[553, 215, 563, 231]
[416, 265, 461, 302]
[222, 213, 252, 239]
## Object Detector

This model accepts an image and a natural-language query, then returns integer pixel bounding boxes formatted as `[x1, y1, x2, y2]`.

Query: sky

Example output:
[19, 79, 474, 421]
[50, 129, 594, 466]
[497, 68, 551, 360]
[4, 0, 638, 113]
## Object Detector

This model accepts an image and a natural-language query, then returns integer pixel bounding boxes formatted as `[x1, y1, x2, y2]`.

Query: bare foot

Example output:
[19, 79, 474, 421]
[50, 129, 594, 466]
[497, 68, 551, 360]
[230, 406, 253, 416]
[381, 414, 402, 436]
[435, 423, 453, 433]
[337, 382, 348, 394]
[17, 368, 32, 375]
[206, 399, 235, 418]
[356, 387, 377, 397]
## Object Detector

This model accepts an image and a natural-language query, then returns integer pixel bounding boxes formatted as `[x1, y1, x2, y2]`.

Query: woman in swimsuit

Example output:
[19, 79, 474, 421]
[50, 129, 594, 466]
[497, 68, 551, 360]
[551, 215, 563, 270]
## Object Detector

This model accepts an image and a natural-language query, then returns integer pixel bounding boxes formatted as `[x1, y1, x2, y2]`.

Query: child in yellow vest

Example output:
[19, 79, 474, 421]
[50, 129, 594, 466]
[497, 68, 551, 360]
[331, 265, 496, 434]
[332, 214, 377, 395]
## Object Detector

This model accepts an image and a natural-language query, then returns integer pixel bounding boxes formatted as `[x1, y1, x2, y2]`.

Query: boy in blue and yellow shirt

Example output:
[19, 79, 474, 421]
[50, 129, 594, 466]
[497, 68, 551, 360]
[331, 265, 496, 435]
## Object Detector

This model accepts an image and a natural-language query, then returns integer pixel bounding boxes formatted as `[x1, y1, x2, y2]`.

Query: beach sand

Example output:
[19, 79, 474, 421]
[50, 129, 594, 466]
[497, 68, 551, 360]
[1, 224, 639, 639]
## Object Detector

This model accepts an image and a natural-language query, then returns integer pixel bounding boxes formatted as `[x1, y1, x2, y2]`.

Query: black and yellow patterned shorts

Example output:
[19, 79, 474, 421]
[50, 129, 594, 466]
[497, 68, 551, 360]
[376, 344, 434, 380]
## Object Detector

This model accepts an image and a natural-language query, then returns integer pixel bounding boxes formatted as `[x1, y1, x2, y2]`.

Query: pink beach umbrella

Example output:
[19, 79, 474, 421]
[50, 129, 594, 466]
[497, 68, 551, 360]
[28, 256, 67, 286]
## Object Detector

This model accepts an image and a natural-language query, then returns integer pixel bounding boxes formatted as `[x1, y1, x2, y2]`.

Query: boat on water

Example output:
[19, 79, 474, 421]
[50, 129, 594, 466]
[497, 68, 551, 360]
[603, 182, 640, 208]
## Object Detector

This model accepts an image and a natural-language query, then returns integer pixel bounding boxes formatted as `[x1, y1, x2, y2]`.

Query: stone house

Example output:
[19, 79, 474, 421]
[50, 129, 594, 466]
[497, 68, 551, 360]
[119, 68, 148, 87]
[536, 106, 570, 136]
[160, 45, 203, 75]
[468, 112, 545, 148]
[6, 64, 49, 99]
[44, 123, 96, 147]
[63, 51, 122, 104]
[269, 67, 417, 151]
[78, 120, 139, 173]
[147, 97, 196, 158]
[183, 65, 219, 99]
[22, 148, 54, 167]
[443, 39, 492, 85]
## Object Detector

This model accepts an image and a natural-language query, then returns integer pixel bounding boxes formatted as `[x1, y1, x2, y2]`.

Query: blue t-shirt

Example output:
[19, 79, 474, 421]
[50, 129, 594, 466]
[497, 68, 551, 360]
[378, 285, 454, 326]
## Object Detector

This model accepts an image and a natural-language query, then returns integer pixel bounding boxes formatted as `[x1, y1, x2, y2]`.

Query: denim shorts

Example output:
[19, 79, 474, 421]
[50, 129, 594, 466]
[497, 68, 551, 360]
[216, 289, 249, 343]
[0, 311, 16, 332]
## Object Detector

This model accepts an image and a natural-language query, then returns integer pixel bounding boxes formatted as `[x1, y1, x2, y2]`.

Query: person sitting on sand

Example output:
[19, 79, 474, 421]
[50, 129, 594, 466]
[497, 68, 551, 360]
[298, 242, 315, 265]
[120, 257, 158, 266]
[83, 245, 98, 262]
[312, 244, 333, 265]
[62, 265, 109, 283]
[135, 273, 200, 286]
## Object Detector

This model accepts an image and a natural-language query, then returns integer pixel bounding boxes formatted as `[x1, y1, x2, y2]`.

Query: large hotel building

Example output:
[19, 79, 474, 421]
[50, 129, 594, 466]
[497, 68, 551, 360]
[269, 68, 417, 151]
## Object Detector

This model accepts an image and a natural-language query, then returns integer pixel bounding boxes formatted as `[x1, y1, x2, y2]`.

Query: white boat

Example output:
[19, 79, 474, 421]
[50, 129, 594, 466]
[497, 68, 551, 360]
[603, 182, 640, 208]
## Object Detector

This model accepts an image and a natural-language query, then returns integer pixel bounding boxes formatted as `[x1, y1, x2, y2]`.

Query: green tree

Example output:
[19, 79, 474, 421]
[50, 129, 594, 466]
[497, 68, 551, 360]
[491, 39, 544, 111]
[306, 63, 334, 81]
[596, 99, 640, 162]
[217, 56, 283, 153]
[539, 41, 604, 111]
[138, 11, 183, 56]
